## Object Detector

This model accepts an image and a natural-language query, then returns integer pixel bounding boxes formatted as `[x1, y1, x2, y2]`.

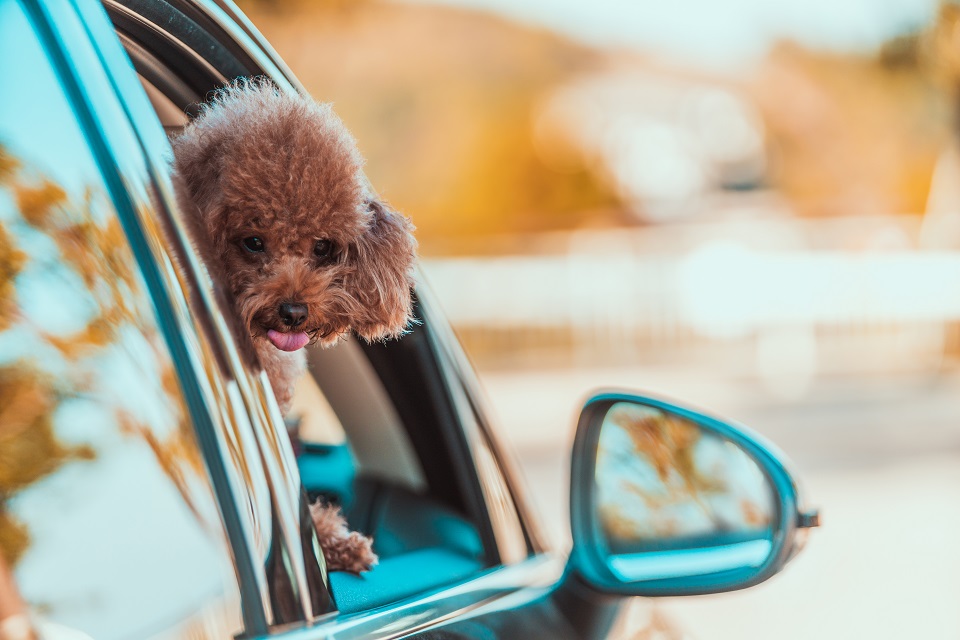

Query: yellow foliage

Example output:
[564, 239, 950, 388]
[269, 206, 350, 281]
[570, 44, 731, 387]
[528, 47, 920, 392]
[15, 181, 66, 228]
[0, 364, 98, 565]
[237, 0, 621, 248]
[0, 144, 201, 567]
[44, 316, 116, 358]
[0, 223, 26, 333]
[0, 148, 18, 186]
[752, 40, 948, 217]
[0, 366, 96, 494]
[0, 514, 29, 567]
[932, 3, 960, 89]
[611, 408, 708, 494]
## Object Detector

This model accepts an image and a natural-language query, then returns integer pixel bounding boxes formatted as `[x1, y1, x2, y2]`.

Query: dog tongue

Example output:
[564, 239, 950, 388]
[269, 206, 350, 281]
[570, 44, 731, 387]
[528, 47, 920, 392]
[267, 330, 310, 352]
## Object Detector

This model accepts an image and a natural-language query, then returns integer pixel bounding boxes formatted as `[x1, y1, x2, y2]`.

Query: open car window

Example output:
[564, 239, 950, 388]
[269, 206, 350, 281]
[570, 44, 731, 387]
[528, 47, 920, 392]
[293, 342, 489, 612]
[300, 339, 425, 492]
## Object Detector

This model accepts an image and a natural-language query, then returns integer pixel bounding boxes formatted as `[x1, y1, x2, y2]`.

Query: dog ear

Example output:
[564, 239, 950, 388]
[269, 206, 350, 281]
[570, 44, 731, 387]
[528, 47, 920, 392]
[344, 199, 417, 341]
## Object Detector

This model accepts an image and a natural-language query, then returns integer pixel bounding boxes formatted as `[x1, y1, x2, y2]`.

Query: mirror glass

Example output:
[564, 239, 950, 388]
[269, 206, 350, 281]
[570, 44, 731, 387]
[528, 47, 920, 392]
[593, 401, 776, 582]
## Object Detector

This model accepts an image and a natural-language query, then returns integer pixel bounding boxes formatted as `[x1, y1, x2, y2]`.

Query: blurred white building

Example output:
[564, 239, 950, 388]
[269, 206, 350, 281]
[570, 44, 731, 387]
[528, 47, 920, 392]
[534, 69, 766, 221]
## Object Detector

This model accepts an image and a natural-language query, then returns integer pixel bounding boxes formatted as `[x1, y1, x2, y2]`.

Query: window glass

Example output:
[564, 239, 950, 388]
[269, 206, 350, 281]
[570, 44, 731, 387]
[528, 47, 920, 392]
[0, 3, 242, 638]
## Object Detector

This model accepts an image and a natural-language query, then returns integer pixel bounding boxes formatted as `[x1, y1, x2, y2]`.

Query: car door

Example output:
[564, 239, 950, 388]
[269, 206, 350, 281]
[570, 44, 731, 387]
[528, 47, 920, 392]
[0, 0, 341, 636]
[0, 1, 254, 636]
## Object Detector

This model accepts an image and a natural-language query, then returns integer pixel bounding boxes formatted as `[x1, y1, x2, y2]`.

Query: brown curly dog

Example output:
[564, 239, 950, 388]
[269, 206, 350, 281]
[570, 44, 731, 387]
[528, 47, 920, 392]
[171, 79, 417, 574]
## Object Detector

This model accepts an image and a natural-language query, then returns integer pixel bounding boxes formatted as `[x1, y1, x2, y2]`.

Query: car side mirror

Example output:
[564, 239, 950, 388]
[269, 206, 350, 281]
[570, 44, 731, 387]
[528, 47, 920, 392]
[568, 391, 819, 597]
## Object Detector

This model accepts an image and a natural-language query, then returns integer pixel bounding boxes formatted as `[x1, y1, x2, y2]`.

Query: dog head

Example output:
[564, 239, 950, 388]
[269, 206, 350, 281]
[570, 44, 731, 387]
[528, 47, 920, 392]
[172, 79, 417, 354]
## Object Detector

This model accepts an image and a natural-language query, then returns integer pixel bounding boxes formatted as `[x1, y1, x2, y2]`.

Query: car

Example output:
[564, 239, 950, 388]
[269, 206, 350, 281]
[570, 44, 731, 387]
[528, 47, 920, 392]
[0, 0, 819, 638]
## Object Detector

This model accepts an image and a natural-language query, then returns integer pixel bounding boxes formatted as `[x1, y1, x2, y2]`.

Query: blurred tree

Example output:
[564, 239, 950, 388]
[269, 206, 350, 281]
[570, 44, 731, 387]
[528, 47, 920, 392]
[237, 0, 623, 252]
[932, 3, 960, 92]
[236, 0, 950, 244]
[752, 37, 949, 219]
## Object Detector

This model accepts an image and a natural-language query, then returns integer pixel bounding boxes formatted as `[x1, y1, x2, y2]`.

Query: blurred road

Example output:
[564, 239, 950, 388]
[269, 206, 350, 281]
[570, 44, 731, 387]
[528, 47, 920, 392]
[480, 364, 960, 640]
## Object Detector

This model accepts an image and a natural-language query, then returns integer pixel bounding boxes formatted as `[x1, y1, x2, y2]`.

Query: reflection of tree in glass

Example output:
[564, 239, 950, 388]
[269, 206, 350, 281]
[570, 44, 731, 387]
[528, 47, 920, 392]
[615, 409, 698, 488]
[0, 366, 95, 564]
[598, 404, 771, 542]
[0, 222, 23, 334]
[0, 144, 204, 564]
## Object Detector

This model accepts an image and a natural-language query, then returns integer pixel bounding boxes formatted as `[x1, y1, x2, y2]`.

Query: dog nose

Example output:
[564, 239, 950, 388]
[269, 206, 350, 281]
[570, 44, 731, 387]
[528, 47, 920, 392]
[279, 302, 308, 328]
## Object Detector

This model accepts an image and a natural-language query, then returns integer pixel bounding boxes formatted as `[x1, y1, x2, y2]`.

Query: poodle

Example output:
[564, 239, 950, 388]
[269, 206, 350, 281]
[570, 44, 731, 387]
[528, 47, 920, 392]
[171, 79, 417, 574]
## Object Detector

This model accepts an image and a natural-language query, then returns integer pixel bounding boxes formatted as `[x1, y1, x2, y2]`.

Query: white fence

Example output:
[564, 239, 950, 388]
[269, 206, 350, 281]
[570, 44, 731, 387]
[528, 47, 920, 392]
[419, 219, 960, 377]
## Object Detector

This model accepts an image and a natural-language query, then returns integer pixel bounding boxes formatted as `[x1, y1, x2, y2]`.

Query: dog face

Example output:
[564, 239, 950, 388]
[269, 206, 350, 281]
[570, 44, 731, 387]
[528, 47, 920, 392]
[220, 196, 415, 352]
[173, 80, 416, 355]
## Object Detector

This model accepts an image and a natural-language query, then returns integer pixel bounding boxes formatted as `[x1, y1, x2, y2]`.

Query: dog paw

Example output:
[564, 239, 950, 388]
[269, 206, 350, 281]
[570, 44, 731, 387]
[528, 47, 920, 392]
[309, 500, 379, 574]
[332, 530, 379, 574]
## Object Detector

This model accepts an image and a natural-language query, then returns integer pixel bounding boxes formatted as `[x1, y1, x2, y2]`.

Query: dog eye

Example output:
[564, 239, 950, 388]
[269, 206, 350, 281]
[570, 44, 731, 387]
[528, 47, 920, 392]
[314, 239, 335, 261]
[242, 236, 265, 253]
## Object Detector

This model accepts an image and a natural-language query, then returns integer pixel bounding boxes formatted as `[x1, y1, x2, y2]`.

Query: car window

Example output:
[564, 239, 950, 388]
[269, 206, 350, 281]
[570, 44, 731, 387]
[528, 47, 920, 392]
[291, 339, 490, 611]
[301, 341, 426, 489]
[0, 3, 242, 637]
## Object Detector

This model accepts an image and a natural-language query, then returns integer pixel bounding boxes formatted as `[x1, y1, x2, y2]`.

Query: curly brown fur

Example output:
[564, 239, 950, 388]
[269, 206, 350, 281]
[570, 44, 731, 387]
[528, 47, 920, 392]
[309, 500, 378, 575]
[172, 78, 416, 572]
[172, 78, 417, 411]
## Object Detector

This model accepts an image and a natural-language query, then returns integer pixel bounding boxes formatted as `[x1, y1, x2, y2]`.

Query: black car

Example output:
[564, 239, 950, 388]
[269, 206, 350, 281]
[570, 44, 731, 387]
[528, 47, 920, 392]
[0, 1, 817, 638]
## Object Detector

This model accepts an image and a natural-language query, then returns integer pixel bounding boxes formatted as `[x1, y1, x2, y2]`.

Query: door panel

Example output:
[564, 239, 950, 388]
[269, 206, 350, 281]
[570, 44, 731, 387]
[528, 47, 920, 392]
[0, 2, 243, 636]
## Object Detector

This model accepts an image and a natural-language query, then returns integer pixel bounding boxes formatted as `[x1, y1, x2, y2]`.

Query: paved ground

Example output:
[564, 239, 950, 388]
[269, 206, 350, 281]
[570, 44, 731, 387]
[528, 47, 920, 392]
[478, 364, 960, 640]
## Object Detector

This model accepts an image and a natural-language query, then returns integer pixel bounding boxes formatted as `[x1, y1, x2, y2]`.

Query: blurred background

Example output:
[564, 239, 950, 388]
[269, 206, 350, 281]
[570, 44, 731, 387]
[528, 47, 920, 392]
[240, 0, 960, 637]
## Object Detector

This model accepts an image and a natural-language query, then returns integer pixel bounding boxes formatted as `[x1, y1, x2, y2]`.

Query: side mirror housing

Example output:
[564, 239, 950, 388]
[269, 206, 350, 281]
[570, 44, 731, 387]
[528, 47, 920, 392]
[568, 391, 819, 597]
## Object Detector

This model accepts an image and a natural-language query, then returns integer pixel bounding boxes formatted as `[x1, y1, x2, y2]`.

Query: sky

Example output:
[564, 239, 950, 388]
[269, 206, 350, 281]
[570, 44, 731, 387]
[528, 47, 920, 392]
[409, 0, 940, 68]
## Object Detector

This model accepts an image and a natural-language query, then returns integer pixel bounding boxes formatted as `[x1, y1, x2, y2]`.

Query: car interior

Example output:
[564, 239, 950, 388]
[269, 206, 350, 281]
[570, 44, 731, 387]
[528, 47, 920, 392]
[297, 335, 488, 612]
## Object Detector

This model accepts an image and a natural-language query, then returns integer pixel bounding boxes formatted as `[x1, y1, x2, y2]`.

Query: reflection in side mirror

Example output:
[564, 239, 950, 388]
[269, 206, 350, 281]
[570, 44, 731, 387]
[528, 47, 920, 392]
[569, 392, 818, 597]
[597, 402, 774, 581]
